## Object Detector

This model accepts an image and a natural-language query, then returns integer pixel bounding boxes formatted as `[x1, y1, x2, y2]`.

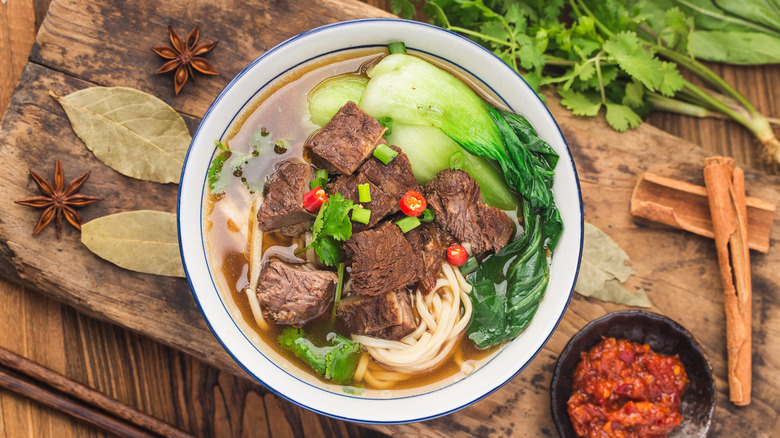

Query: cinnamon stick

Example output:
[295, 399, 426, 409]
[630, 172, 776, 253]
[703, 157, 752, 406]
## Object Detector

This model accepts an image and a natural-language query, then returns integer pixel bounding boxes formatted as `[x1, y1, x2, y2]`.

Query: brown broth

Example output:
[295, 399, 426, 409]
[205, 47, 500, 392]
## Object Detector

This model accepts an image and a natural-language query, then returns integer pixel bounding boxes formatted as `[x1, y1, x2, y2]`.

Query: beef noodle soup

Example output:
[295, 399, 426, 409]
[204, 45, 560, 395]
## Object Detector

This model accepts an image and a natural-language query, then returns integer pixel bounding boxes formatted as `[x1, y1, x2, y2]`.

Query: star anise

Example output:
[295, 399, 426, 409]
[152, 25, 219, 95]
[14, 160, 101, 239]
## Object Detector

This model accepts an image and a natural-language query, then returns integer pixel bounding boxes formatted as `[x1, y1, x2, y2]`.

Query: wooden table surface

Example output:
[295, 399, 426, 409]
[1, 1, 778, 437]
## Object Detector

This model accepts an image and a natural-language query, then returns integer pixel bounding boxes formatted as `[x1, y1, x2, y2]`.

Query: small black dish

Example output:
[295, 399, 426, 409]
[550, 310, 716, 438]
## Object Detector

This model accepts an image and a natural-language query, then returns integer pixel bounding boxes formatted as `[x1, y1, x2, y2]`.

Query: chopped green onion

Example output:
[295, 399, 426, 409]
[449, 151, 464, 170]
[394, 216, 420, 233]
[459, 256, 478, 275]
[310, 169, 329, 190]
[419, 208, 435, 223]
[378, 116, 393, 136]
[358, 183, 371, 203]
[351, 206, 371, 225]
[373, 143, 398, 165]
[387, 41, 407, 55]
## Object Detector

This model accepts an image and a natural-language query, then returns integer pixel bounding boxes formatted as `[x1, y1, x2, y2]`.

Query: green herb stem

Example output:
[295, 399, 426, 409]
[654, 45, 756, 112]
[331, 262, 346, 324]
[357, 183, 371, 203]
[646, 92, 727, 119]
[572, 0, 615, 39]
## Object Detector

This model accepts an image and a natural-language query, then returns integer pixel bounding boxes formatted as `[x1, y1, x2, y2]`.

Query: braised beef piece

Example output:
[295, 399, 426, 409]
[337, 290, 417, 340]
[405, 222, 456, 295]
[358, 145, 418, 208]
[326, 173, 395, 231]
[344, 221, 423, 296]
[256, 159, 315, 236]
[256, 257, 337, 326]
[304, 101, 386, 175]
[424, 169, 514, 254]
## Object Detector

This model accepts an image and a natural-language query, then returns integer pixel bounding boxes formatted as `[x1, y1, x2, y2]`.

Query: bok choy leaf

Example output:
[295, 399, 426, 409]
[466, 201, 549, 349]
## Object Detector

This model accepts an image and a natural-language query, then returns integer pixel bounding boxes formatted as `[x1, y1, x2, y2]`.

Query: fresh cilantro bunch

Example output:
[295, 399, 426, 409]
[394, 0, 779, 166]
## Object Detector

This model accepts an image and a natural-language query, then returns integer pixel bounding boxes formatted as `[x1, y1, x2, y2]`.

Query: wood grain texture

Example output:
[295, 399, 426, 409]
[0, 0, 778, 437]
[0, 0, 37, 116]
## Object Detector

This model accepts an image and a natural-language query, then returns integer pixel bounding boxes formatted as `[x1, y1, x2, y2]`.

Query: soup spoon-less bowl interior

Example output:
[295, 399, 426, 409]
[178, 18, 583, 424]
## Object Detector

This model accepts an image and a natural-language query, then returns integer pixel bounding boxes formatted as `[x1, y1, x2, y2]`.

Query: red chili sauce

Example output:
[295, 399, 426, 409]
[567, 337, 689, 438]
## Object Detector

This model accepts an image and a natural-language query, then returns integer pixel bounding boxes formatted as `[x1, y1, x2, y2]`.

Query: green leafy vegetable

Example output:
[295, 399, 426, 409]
[309, 193, 355, 266]
[466, 201, 549, 348]
[278, 327, 361, 385]
[403, 0, 780, 166]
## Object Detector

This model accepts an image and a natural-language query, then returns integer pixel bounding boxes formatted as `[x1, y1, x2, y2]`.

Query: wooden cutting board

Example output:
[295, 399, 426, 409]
[0, 0, 777, 436]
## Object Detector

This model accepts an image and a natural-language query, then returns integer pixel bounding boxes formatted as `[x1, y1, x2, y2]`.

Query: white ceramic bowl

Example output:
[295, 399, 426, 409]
[178, 18, 583, 424]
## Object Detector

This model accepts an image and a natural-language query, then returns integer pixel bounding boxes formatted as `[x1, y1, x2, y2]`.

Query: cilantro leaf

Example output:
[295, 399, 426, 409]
[278, 327, 361, 385]
[309, 192, 355, 266]
[658, 61, 685, 96]
[558, 89, 603, 116]
[622, 80, 644, 108]
[207, 153, 228, 194]
[605, 102, 642, 131]
[603, 31, 666, 92]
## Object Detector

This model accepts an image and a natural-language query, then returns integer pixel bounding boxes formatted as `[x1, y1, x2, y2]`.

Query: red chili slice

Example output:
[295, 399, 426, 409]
[399, 190, 427, 217]
[446, 244, 468, 267]
[303, 187, 327, 212]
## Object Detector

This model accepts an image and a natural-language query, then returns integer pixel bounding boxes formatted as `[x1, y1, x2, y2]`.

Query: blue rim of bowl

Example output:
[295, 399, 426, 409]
[178, 17, 584, 424]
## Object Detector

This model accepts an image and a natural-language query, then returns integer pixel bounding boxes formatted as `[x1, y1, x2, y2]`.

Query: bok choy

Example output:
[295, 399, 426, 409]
[359, 50, 561, 249]
[359, 46, 562, 349]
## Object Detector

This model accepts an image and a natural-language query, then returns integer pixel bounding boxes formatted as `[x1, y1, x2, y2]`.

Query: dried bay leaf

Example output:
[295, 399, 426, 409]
[574, 222, 651, 307]
[81, 210, 184, 277]
[54, 87, 190, 183]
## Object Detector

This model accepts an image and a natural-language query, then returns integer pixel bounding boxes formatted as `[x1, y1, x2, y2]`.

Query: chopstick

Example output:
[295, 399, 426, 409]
[0, 346, 194, 438]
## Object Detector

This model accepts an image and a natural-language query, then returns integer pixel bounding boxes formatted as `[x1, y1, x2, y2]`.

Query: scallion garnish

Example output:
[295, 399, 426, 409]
[387, 41, 407, 55]
[373, 143, 398, 165]
[310, 169, 329, 191]
[351, 206, 371, 225]
[394, 216, 420, 233]
[449, 151, 464, 170]
[358, 183, 371, 203]
[419, 208, 435, 223]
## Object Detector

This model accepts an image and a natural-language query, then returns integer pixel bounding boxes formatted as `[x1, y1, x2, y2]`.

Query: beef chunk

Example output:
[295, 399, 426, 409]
[326, 173, 395, 231]
[424, 169, 514, 254]
[358, 145, 419, 207]
[257, 159, 315, 236]
[256, 257, 337, 325]
[337, 290, 417, 340]
[344, 222, 423, 296]
[405, 222, 456, 295]
[305, 101, 386, 175]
